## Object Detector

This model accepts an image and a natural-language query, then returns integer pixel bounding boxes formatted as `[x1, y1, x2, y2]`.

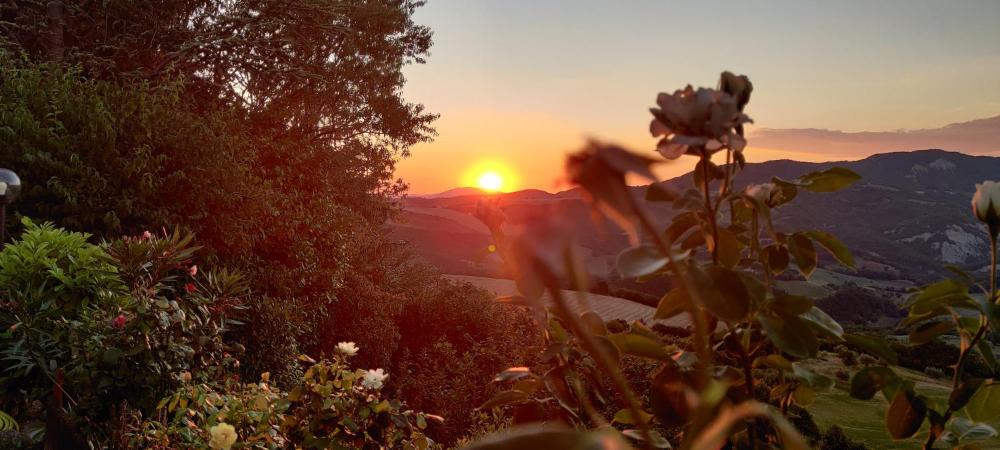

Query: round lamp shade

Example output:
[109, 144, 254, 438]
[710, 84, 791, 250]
[0, 169, 21, 203]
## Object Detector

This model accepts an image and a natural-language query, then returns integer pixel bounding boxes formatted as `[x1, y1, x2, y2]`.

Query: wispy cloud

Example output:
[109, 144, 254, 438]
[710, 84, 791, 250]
[749, 115, 1000, 158]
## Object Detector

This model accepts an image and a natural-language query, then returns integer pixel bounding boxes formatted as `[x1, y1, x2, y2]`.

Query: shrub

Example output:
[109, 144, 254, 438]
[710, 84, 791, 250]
[0, 220, 245, 444]
[819, 425, 870, 450]
[126, 354, 440, 450]
[813, 285, 904, 325]
[337, 263, 538, 445]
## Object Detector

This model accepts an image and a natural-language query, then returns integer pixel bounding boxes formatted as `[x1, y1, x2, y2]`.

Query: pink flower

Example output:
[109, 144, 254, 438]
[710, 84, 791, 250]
[189, 265, 198, 277]
[141, 231, 152, 241]
[185, 283, 197, 293]
[112, 314, 127, 329]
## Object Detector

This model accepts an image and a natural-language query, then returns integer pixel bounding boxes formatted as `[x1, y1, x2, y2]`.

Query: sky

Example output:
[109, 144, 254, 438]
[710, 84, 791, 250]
[398, 0, 1000, 194]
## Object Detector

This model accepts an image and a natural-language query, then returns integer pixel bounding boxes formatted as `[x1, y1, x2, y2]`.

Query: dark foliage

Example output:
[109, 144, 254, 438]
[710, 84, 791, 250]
[819, 425, 871, 450]
[814, 285, 904, 325]
[890, 339, 993, 378]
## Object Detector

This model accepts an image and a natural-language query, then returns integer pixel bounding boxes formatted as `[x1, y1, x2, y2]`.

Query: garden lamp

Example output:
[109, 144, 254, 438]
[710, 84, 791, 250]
[0, 168, 21, 247]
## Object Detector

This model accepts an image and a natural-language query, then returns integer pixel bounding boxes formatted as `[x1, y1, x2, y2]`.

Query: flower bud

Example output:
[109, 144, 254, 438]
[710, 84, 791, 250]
[972, 181, 1000, 237]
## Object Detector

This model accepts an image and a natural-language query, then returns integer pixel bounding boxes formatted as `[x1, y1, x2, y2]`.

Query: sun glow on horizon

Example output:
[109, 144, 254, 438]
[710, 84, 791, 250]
[462, 160, 518, 193]
[477, 172, 504, 191]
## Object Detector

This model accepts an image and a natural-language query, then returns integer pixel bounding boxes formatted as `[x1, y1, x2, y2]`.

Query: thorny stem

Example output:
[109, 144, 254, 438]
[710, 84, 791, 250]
[701, 156, 719, 265]
[736, 328, 760, 448]
[991, 235, 997, 301]
[629, 197, 713, 381]
[922, 312, 989, 450]
[624, 194, 716, 450]
[548, 288, 656, 450]
[925, 234, 1000, 448]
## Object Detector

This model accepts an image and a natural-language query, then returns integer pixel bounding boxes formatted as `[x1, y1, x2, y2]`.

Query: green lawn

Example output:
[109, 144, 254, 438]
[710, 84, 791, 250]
[804, 357, 1000, 449]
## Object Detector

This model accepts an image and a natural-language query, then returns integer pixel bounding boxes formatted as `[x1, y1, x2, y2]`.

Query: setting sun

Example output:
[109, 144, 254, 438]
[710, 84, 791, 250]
[477, 172, 503, 191]
[461, 160, 518, 193]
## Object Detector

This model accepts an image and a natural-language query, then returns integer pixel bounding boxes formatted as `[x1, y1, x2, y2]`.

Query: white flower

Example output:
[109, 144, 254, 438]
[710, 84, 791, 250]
[973, 181, 1000, 227]
[649, 74, 753, 160]
[0, 182, 6, 196]
[362, 368, 388, 390]
[336, 341, 359, 356]
[208, 423, 237, 450]
[745, 183, 774, 203]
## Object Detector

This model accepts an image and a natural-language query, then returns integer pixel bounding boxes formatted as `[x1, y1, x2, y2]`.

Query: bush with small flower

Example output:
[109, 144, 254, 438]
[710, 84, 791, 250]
[127, 345, 441, 450]
[0, 220, 247, 446]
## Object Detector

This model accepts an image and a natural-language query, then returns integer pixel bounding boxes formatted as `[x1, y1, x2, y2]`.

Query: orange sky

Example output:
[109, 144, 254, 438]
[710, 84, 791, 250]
[397, 1, 1000, 194]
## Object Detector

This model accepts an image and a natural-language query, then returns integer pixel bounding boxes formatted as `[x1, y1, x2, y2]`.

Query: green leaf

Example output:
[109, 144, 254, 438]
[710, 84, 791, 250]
[965, 381, 1000, 422]
[754, 354, 793, 371]
[845, 334, 899, 365]
[767, 178, 800, 208]
[655, 287, 689, 320]
[692, 266, 751, 322]
[591, 335, 622, 365]
[650, 365, 692, 427]
[763, 244, 789, 275]
[716, 228, 745, 269]
[908, 320, 953, 345]
[608, 331, 671, 361]
[612, 408, 653, 425]
[800, 306, 844, 340]
[804, 231, 855, 269]
[665, 212, 698, 242]
[580, 311, 608, 336]
[886, 390, 926, 440]
[621, 429, 672, 449]
[793, 384, 814, 406]
[477, 390, 531, 411]
[978, 339, 998, 374]
[905, 279, 978, 315]
[0, 410, 18, 432]
[688, 401, 809, 450]
[797, 167, 861, 192]
[787, 233, 817, 278]
[616, 245, 668, 279]
[849, 366, 900, 400]
[757, 312, 818, 359]
[950, 378, 984, 411]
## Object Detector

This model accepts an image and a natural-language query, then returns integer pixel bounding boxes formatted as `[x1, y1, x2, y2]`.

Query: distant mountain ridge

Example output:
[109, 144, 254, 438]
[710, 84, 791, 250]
[750, 115, 1000, 157]
[392, 149, 1000, 285]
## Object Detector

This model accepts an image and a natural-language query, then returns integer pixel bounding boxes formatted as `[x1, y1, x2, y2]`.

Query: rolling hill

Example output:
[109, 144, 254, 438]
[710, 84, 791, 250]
[391, 149, 1000, 294]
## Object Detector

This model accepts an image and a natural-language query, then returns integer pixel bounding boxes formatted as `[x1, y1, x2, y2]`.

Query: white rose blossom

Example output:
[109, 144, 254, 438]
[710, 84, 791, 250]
[208, 423, 238, 450]
[336, 341, 359, 357]
[972, 181, 1000, 229]
[649, 86, 752, 160]
[362, 368, 388, 390]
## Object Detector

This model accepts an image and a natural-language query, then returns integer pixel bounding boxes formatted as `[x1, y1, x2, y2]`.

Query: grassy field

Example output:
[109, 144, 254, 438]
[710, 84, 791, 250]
[803, 357, 1000, 449]
[444, 274, 693, 327]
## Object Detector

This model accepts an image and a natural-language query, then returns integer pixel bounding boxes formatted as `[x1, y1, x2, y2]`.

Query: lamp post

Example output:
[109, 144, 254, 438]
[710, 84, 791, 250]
[0, 169, 21, 247]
